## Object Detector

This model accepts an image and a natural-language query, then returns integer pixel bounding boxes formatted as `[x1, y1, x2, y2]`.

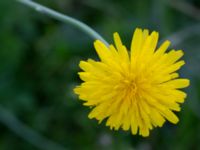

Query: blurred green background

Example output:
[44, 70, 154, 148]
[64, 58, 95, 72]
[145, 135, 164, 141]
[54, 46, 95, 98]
[0, 0, 200, 150]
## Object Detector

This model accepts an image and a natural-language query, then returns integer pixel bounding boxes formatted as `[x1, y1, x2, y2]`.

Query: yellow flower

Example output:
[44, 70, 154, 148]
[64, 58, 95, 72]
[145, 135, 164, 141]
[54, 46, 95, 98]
[74, 28, 190, 137]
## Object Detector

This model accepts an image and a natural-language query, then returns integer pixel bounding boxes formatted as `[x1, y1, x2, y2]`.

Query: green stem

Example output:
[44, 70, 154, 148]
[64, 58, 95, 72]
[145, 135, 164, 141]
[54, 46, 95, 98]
[17, 0, 109, 46]
[0, 105, 67, 150]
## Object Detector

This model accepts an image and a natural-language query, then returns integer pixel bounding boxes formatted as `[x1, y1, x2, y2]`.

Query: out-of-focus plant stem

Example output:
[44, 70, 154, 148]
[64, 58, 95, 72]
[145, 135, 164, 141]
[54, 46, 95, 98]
[165, 0, 200, 21]
[162, 23, 200, 47]
[17, 0, 109, 46]
[0, 106, 67, 150]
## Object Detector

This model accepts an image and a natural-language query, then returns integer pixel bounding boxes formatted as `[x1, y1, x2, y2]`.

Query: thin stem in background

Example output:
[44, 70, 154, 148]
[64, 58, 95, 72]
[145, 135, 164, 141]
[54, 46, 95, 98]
[0, 106, 67, 150]
[163, 23, 200, 47]
[165, 0, 200, 21]
[17, 0, 109, 46]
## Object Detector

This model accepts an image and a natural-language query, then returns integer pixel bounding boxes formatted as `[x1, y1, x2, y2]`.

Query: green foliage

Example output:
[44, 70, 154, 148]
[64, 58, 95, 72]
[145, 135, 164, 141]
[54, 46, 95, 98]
[0, 0, 200, 149]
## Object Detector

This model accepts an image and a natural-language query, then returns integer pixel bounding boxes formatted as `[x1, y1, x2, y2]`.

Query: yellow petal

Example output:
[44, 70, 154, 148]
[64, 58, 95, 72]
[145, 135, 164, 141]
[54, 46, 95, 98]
[162, 79, 190, 89]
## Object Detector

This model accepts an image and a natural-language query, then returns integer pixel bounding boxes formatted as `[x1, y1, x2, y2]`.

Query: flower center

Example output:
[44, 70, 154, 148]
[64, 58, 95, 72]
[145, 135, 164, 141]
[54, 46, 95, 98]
[114, 77, 138, 96]
[123, 79, 137, 95]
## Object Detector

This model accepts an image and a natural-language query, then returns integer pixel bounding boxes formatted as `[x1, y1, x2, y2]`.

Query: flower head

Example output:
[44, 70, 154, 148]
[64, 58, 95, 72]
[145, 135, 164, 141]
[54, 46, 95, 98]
[74, 28, 190, 137]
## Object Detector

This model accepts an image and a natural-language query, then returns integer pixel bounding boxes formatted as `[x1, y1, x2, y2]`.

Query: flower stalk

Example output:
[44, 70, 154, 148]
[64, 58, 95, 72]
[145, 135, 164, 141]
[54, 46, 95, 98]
[16, 0, 109, 46]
